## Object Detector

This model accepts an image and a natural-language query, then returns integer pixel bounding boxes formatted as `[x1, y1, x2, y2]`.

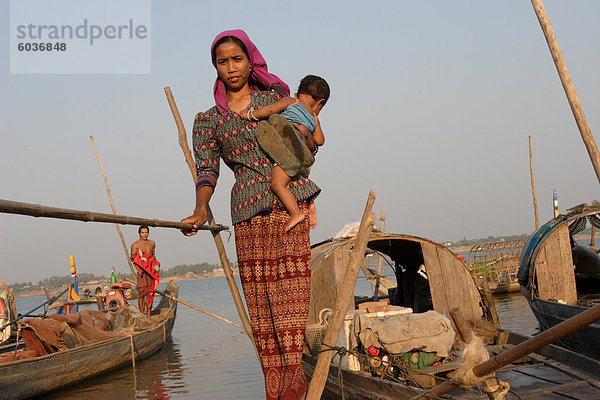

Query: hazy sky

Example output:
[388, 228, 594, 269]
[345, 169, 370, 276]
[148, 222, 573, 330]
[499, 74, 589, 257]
[1, 1, 599, 284]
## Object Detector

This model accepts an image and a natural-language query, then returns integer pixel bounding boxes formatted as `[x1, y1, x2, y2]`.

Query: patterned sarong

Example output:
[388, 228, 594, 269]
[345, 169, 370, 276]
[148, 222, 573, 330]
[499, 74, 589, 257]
[235, 202, 311, 400]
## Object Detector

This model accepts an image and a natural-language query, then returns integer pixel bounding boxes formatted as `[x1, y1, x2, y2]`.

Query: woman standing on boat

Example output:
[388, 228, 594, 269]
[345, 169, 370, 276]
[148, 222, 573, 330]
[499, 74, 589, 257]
[181, 30, 320, 400]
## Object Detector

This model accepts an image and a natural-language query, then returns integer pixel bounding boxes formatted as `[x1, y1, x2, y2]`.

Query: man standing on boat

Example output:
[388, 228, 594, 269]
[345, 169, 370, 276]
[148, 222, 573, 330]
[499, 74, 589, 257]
[131, 226, 160, 316]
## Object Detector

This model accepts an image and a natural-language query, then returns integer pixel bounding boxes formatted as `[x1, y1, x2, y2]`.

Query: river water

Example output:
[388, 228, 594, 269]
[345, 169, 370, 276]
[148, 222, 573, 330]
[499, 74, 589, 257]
[14, 275, 539, 399]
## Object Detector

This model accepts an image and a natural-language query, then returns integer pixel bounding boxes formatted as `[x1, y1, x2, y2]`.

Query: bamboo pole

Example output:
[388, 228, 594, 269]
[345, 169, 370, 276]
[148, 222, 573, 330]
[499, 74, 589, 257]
[90, 136, 137, 280]
[529, 136, 539, 230]
[531, 0, 600, 184]
[0, 199, 226, 231]
[305, 191, 377, 400]
[163, 86, 258, 359]
[424, 302, 600, 398]
[124, 278, 243, 329]
[376, 210, 385, 275]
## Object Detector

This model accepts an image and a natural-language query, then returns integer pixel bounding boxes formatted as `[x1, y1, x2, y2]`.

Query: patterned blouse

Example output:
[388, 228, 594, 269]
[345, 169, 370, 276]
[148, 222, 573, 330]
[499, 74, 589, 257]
[193, 90, 321, 225]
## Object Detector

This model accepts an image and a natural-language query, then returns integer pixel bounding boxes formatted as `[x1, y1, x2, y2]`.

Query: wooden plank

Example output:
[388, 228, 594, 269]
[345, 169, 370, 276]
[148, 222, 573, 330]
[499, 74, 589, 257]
[535, 225, 576, 303]
[421, 243, 449, 316]
[421, 243, 482, 322]
[534, 238, 551, 300]
[496, 369, 559, 392]
[512, 364, 577, 385]
[515, 380, 595, 398]
[438, 247, 483, 322]
[554, 383, 600, 398]
[556, 225, 577, 304]
[508, 331, 600, 380]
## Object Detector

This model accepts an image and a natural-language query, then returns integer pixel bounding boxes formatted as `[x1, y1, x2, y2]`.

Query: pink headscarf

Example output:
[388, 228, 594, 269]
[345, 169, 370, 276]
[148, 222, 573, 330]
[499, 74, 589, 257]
[211, 29, 290, 116]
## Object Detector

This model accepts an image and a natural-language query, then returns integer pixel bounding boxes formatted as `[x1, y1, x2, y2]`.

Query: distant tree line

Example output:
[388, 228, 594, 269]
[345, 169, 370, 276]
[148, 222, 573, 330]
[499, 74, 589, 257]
[10, 262, 221, 296]
[449, 234, 530, 248]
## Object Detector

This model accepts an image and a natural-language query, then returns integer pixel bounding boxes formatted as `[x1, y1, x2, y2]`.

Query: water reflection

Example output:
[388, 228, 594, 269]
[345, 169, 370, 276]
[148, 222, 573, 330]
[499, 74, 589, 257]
[44, 338, 185, 399]
[493, 291, 539, 335]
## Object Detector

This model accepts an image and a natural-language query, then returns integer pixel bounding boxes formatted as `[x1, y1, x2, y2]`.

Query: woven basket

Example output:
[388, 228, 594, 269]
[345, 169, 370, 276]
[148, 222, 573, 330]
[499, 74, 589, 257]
[305, 308, 331, 355]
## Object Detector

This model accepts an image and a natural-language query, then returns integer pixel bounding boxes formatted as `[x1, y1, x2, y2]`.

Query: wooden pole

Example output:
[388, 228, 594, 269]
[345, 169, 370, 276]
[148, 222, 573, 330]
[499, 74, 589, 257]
[0, 198, 226, 231]
[531, 0, 600, 184]
[425, 302, 600, 398]
[376, 210, 385, 275]
[305, 191, 377, 400]
[449, 308, 473, 344]
[529, 136, 539, 230]
[124, 278, 243, 329]
[90, 136, 137, 280]
[163, 86, 259, 359]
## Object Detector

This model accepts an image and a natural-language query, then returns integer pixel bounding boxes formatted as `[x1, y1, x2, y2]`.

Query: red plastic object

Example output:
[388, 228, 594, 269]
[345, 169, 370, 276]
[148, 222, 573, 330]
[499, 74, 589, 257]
[367, 346, 380, 357]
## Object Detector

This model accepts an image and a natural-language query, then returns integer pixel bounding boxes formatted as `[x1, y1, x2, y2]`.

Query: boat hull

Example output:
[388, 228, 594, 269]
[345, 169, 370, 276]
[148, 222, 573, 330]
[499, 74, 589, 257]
[523, 289, 600, 360]
[0, 282, 178, 400]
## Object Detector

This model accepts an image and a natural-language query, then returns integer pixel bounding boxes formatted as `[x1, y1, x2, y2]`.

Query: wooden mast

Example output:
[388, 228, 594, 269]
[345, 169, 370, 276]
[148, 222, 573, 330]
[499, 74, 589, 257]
[529, 136, 539, 229]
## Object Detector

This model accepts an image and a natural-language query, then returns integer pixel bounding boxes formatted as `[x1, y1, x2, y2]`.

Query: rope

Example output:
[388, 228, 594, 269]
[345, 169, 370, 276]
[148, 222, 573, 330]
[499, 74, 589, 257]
[130, 335, 136, 370]
[130, 334, 138, 391]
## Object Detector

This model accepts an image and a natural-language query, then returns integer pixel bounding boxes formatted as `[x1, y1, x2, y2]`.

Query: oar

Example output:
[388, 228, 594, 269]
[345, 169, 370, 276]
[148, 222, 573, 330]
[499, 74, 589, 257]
[124, 278, 243, 329]
[421, 302, 600, 398]
[0, 287, 68, 332]
[0, 199, 228, 232]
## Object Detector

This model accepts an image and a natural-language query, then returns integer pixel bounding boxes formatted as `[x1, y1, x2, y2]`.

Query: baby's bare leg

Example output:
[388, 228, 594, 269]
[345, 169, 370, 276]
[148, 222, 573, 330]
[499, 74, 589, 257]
[271, 165, 305, 232]
[308, 202, 318, 229]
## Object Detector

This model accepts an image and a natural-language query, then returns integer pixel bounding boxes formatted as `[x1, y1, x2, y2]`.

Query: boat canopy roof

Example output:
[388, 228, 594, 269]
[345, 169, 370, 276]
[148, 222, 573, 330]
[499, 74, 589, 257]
[309, 233, 497, 337]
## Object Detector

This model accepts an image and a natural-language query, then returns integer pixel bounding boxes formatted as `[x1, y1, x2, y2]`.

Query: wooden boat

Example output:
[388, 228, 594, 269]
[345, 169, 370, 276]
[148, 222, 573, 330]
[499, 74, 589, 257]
[468, 239, 526, 294]
[302, 233, 600, 399]
[0, 281, 178, 400]
[519, 202, 600, 360]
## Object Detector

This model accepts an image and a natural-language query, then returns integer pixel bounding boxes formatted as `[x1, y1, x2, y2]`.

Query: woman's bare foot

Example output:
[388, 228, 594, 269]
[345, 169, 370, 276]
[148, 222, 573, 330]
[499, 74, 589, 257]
[285, 213, 306, 232]
[308, 203, 318, 229]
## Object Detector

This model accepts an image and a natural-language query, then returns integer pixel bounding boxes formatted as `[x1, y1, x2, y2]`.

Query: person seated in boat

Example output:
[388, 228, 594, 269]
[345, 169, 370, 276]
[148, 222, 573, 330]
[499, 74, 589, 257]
[239, 74, 329, 232]
[0, 281, 17, 339]
[131, 226, 160, 316]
